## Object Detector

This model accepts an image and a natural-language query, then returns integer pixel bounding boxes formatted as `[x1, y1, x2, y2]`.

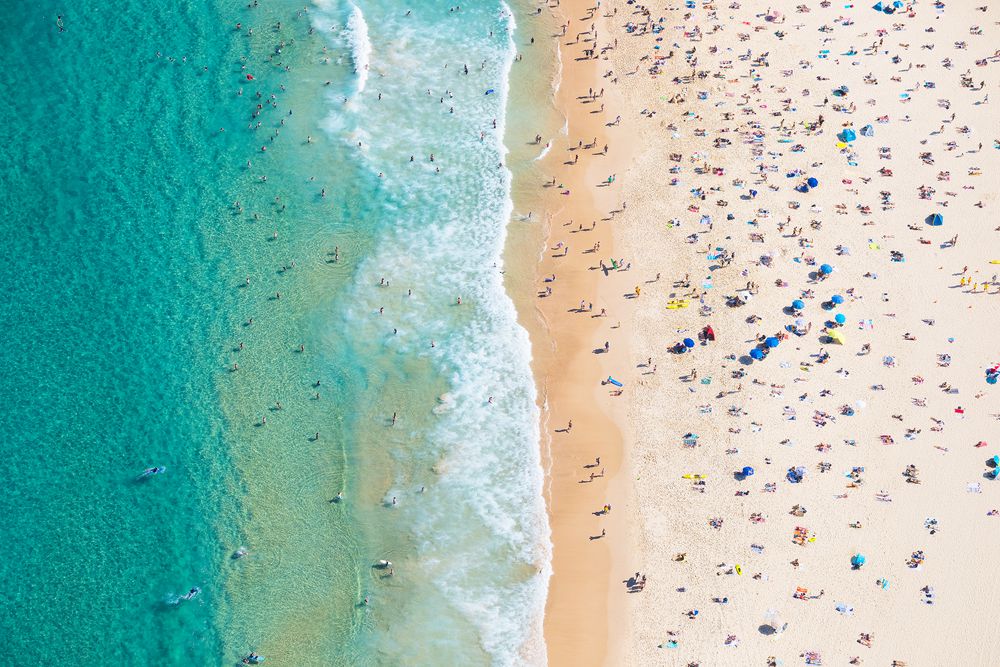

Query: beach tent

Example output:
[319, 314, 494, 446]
[838, 129, 857, 143]
[750, 348, 765, 360]
[860, 124, 874, 137]
[851, 554, 866, 569]
[829, 330, 846, 345]
[872, 1, 884, 10]
[763, 609, 786, 634]
[792, 299, 806, 310]
[831, 294, 844, 305]
[834, 313, 847, 325]
[927, 213, 944, 226]
[765, 337, 780, 348]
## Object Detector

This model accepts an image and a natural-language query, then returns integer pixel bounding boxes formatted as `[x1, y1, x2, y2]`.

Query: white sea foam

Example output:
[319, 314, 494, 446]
[534, 141, 552, 161]
[315, 2, 550, 664]
[345, 3, 371, 95]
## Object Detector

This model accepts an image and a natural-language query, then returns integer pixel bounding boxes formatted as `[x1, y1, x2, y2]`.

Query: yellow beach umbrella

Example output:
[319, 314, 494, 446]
[829, 329, 845, 345]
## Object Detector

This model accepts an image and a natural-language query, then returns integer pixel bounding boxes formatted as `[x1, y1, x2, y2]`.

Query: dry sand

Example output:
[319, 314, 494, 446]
[522, 0, 1000, 665]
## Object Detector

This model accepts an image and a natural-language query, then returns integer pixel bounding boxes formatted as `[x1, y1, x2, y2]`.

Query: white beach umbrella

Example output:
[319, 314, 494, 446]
[763, 609, 787, 634]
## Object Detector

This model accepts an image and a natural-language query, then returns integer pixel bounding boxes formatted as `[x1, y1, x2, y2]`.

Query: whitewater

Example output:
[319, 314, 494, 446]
[310, 0, 551, 664]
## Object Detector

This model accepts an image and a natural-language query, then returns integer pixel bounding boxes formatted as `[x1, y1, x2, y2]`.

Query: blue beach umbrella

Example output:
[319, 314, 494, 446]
[683, 338, 696, 348]
[819, 263, 834, 275]
[831, 294, 844, 305]
[765, 337, 780, 348]
[927, 213, 944, 226]
[851, 554, 866, 569]
[806, 177, 819, 188]
[750, 348, 765, 360]
[839, 129, 857, 143]
[792, 299, 806, 310]
[742, 466, 755, 477]
[834, 313, 847, 325]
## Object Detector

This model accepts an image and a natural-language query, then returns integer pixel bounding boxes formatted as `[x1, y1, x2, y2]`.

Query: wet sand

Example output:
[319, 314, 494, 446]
[507, 2, 639, 665]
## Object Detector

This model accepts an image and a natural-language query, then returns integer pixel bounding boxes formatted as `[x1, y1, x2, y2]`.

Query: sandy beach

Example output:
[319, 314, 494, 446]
[524, 0, 1000, 664]
[520, 4, 635, 663]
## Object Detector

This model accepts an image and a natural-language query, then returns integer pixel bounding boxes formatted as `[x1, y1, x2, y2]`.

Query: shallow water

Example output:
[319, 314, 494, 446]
[0, 0, 557, 663]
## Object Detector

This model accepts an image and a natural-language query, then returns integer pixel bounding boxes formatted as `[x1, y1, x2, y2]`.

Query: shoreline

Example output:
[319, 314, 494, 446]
[505, 2, 636, 664]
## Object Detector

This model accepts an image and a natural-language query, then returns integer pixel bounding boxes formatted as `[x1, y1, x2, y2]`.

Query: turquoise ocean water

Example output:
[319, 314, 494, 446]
[1, 0, 559, 664]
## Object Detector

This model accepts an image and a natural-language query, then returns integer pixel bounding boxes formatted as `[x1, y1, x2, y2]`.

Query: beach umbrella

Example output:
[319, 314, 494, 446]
[765, 337, 780, 348]
[872, 1, 884, 10]
[750, 348, 765, 360]
[839, 129, 857, 143]
[851, 554, 866, 569]
[683, 337, 696, 348]
[834, 313, 847, 325]
[792, 299, 805, 310]
[927, 213, 944, 226]
[860, 124, 874, 137]
[992, 455, 1000, 467]
[742, 466, 755, 477]
[819, 263, 834, 275]
[989, 375, 998, 385]
[829, 330, 846, 345]
[831, 294, 844, 305]
[806, 177, 819, 188]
